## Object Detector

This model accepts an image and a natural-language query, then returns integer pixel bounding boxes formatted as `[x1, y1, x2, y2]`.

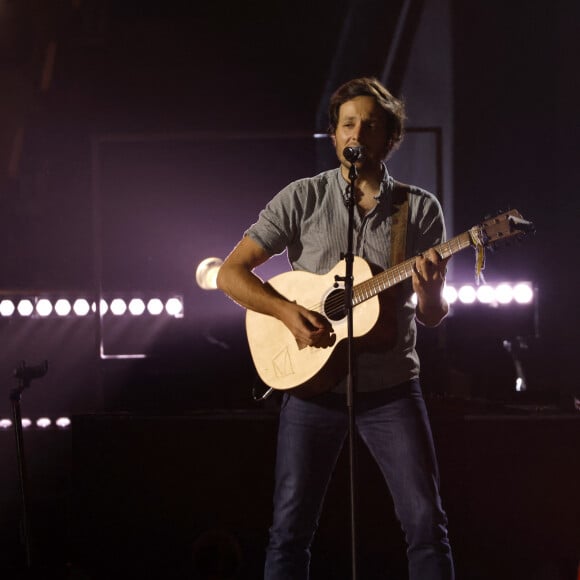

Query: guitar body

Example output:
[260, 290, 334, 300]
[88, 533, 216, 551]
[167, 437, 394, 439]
[245, 257, 381, 396]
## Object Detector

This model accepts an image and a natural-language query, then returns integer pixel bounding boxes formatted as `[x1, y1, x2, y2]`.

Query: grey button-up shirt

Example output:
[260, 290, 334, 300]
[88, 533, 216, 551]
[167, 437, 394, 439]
[246, 165, 446, 392]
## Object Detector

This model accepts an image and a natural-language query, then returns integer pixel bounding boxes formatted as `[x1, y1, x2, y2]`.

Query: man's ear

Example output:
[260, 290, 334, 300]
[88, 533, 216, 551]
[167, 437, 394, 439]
[330, 133, 336, 146]
[384, 138, 396, 159]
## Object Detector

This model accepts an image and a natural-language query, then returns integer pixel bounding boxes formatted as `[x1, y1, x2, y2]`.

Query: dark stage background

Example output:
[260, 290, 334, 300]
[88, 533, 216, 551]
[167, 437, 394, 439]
[0, 0, 578, 578]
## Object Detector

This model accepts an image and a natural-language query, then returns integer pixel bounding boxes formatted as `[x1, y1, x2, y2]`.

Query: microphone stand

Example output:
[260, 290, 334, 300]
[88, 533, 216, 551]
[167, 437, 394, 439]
[334, 158, 359, 580]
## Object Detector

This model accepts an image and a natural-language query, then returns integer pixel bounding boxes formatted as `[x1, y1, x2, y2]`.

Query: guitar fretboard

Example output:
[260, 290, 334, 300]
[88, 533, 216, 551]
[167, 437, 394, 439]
[352, 230, 474, 306]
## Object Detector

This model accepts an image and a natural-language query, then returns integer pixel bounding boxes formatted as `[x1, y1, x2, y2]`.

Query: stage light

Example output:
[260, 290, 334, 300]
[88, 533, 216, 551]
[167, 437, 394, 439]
[147, 298, 164, 315]
[476, 285, 495, 304]
[55, 299, 72, 316]
[443, 286, 458, 304]
[495, 283, 514, 304]
[73, 298, 91, 316]
[36, 298, 53, 317]
[17, 299, 34, 316]
[110, 298, 127, 316]
[56, 417, 71, 429]
[166, 297, 184, 318]
[513, 283, 533, 304]
[36, 417, 52, 429]
[458, 285, 477, 304]
[128, 298, 146, 316]
[196, 257, 223, 290]
[96, 299, 109, 315]
[0, 300, 15, 316]
[0, 419, 12, 429]
[21, 418, 32, 429]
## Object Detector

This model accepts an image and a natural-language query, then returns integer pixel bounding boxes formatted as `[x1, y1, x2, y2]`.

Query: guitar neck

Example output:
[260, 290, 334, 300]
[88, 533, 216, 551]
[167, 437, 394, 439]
[353, 230, 474, 306]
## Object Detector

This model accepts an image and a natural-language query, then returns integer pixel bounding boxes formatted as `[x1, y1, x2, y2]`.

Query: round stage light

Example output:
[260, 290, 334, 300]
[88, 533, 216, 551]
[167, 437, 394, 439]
[513, 283, 533, 304]
[55, 299, 72, 316]
[495, 283, 514, 304]
[166, 297, 184, 317]
[36, 298, 53, 317]
[73, 298, 91, 316]
[458, 285, 477, 304]
[443, 285, 458, 304]
[128, 298, 146, 316]
[147, 298, 164, 315]
[0, 300, 15, 317]
[476, 285, 495, 304]
[196, 257, 223, 290]
[17, 299, 34, 316]
[110, 298, 127, 316]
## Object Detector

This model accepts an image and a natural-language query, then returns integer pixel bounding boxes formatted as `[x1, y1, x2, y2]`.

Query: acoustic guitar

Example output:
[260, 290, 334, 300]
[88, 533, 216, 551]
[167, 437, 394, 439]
[246, 209, 534, 396]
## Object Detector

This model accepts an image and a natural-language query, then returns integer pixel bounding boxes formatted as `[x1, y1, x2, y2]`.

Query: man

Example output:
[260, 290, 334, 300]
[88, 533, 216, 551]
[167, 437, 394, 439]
[217, 77, 454, 579]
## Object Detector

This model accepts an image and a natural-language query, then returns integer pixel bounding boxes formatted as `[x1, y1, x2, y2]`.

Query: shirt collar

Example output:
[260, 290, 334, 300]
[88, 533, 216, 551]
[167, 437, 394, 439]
[338, 162, 394, 205]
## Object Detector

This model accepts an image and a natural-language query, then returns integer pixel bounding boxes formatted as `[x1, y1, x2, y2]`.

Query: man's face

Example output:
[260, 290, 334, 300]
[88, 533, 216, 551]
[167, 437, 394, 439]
[332, 95, 391, 172]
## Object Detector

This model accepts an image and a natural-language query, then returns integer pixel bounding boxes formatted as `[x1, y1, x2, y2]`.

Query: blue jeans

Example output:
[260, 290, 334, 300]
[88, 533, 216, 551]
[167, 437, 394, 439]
[264, 380, 454, 580]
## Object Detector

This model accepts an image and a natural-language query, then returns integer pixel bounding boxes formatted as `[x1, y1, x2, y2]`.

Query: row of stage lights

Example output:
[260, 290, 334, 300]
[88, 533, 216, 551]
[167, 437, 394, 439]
[0, 285, 532, 320]
[0, 282, 534, 320]
[0, 417, 71, 430]
[0, 297, 184, 318]
[442, 282, 534, 305]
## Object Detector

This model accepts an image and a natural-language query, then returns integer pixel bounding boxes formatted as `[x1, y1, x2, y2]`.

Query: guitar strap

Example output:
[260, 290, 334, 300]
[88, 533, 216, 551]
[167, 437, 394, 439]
[390, 181, 410, 266]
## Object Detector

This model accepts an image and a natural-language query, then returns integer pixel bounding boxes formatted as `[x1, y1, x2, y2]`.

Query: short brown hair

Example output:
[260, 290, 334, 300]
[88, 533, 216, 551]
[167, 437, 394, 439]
[328, 77, 406, 150]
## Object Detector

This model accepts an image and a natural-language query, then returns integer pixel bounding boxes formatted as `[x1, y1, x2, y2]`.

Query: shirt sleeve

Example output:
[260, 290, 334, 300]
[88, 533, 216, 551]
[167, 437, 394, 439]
[409, 188, 446, 256]
[244, 180, 303, 256]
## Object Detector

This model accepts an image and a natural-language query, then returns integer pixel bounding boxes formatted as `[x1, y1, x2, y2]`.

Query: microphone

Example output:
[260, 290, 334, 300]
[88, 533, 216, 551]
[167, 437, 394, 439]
[343, 146, 365, 163]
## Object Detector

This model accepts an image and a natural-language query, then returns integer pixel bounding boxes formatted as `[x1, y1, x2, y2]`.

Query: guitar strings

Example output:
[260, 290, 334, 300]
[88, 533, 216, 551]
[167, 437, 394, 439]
[282, 233, 491, 320]
[297, 243, 457, 318]
[299, 270, 399, 318]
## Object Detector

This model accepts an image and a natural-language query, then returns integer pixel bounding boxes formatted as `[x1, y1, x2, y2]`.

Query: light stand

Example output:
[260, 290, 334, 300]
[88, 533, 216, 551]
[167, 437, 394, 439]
[9, 360, 49, 570]
[502, 337, 528, 392]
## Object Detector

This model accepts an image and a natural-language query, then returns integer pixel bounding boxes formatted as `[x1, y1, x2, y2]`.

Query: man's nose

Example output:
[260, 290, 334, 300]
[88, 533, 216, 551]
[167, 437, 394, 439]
[349, 124, 362, 142]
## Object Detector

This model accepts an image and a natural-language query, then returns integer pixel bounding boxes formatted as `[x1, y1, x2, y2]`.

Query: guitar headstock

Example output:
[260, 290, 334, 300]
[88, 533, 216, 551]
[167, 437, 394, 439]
[474, 209, 535, 249]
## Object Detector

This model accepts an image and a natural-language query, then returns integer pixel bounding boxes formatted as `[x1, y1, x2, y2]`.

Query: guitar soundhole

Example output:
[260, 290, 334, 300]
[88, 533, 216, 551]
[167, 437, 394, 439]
[323, 289, 347, 321]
